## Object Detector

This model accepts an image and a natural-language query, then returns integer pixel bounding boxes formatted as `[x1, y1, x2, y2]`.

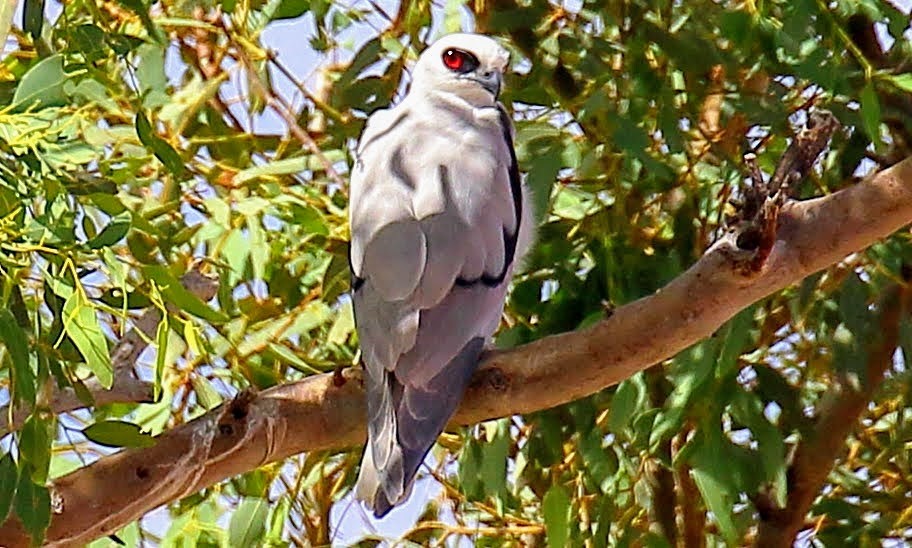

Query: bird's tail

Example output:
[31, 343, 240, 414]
[354, 372, 407, 517]
[355, 337, 485, 518]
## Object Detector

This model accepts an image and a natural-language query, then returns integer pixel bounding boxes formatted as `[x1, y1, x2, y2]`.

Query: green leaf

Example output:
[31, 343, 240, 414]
[715, 306, 756, 378]
[326, 300, 354, 345]
[12, 54, 68, 111]
[578, 429, 617, 492]
[609, 376, 641, 434]
[322, 251, 350, 304]
[267, 496, 292, 541]
[88, 193, 128, 216]
[458, 440, 483, 500]
[86, 212, 132, 249]
[480, 420, 510, 500]
[69, 24, 108, 63]
[234, 157, 310, 185]
[889, 73, 912, 93]
[0, 184, 24, 223]
[265, 342, 322, 375]
[154, 312, 168, 401]
[0, 453, 17, 522]
[228, 497, 269, 548]
[288, 202, 328, 235]
[650, 339, 718, 448]
[839, 272, 869, 335]
[135, 111, 187, 177]
[0, 309, 35, 406]
[14, 470, 51, 546]
[834, 273, 871, 382]
[62, 292, 113, 387]
[82, 420, 156, 448]
[613, 115, 651, 157]
[107, 33, 145, 56]
[731, 391, 787, 505]
[19, 414, 53, 484]
[268, 0, 310, 20]
[190, 375, 222, 410]
[859, 82, 883, 150]
[900, 316, 912, 371]
[689, 431, 739, 544]
[542, 484, 571, 548]
[143, 265, 228, 323]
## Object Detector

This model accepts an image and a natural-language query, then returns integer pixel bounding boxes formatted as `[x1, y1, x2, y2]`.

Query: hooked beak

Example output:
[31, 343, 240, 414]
[471, 71, 502, 98]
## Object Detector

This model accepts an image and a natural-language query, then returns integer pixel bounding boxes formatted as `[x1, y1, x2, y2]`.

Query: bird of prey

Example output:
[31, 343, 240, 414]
[349, 33, 534, 518]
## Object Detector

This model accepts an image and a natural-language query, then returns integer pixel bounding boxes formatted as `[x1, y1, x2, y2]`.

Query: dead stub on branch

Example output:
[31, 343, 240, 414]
[721, 110, 842, 274]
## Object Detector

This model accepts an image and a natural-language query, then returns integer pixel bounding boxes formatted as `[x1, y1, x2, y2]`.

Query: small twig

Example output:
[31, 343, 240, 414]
[725, 110, 841, 273]
[768, 110, 842, 196]
[645, 366, 678, 545]
[265, 50, 349, 126]
[233, 47, 348, 190]
[404, 520, 544, 538]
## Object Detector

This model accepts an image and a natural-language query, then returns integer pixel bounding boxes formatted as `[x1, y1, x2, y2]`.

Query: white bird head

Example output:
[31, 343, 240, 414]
[410, 33, 510, 106]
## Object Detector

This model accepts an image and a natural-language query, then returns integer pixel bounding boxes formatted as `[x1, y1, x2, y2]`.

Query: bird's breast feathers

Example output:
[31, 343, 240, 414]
[349, 97, 520, 288]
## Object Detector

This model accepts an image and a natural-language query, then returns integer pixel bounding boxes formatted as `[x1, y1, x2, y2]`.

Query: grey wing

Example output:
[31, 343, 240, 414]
[350, 102, 526, 517]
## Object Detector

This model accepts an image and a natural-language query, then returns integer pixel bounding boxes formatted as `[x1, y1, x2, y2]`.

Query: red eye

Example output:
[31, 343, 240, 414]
[441, 49, 478, 73]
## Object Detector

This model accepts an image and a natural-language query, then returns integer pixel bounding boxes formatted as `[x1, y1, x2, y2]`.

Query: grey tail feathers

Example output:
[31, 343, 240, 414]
[355, 337, 485, 518]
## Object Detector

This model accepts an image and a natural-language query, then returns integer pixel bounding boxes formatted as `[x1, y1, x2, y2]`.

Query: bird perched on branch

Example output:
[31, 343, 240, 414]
[348, 33, 534, 517]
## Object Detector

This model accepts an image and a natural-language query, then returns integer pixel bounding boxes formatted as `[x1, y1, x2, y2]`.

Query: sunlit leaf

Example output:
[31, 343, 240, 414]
[859, 82, 883, 150]
[12, 54, 67, 111]
[83, 420, 156, 448]
[135, 111, 186, 177]
[86, 212, 132, 249]
[62, 292, 113, 388]
[143, 265, 228, 323]
[228, 497, 268, 548]
[543, 484, 572, 548]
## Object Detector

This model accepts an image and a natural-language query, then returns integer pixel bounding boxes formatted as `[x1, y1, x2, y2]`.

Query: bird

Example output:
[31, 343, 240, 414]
[348, 32, 534, 518]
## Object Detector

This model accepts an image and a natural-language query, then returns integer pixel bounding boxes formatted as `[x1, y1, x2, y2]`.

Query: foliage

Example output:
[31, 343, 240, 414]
[0, 0, 910, 545]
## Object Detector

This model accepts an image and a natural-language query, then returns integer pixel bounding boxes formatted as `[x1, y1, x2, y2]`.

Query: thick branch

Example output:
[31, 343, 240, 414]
[753, 287, 909, 546]
[1, 157, 911, 547]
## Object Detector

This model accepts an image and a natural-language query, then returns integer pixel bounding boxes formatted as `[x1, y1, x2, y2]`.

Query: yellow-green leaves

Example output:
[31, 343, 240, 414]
[228, 497, 269, 548]
[62, 291, 112, 388]
[135, 111, 187, 177]
[143, 265, 228, 323]
[12, 55, 68, 111]
[859, 82, 883, 152]
[82, 420, 156, 448]
[542, 485, 572, 548]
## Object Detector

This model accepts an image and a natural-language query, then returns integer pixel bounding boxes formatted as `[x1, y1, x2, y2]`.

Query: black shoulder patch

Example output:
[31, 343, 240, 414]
[351, 274, 365, 293]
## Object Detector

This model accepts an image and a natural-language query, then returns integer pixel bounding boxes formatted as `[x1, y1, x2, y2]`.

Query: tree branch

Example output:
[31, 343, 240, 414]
[1, 157, 911, 546]
[753, 285, 909, 546]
